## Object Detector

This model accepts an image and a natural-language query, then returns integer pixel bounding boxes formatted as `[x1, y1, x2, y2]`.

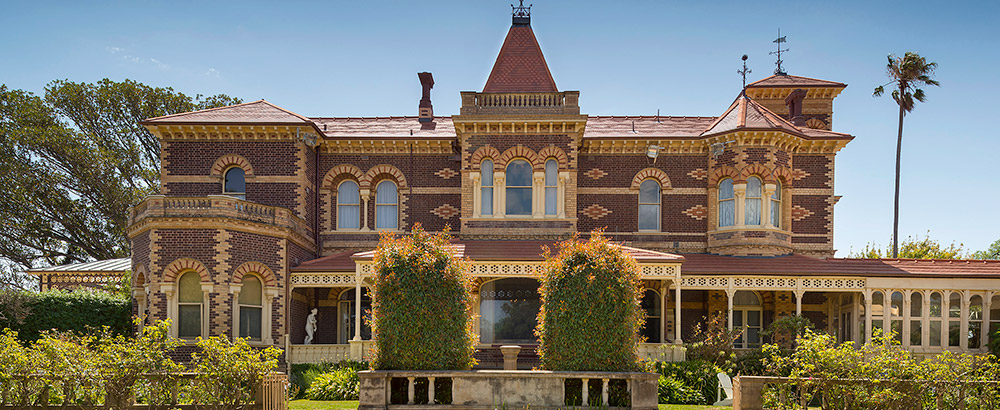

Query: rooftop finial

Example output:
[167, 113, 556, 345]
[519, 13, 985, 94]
[738, 54, 752, 95]
[770, 29, 789, 75]
[511, 0, 531, 25]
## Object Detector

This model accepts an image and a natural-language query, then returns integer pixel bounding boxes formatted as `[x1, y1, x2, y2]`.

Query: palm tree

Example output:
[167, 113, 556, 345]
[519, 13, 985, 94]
[874, 52, 939, 258]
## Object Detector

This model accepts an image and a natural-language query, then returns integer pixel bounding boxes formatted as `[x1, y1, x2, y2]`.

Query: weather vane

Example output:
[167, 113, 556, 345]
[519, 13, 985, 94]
[770, 29, 789, 75]
[738, 55, 751, 94]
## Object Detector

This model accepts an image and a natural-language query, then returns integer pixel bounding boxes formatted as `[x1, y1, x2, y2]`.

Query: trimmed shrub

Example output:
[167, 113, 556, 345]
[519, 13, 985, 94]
[657, 375, 705, 405]
[536, 231, 644, 371]
[369, 225, 476, 370]
[0, 289, 130, 342]
[305, 367, 359, 401]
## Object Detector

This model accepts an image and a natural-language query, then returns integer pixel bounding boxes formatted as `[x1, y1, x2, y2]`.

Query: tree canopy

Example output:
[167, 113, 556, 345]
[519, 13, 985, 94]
[848, 233, 964, 259]
[0, 79, 240, 288]
[972, 239, 1000, 260]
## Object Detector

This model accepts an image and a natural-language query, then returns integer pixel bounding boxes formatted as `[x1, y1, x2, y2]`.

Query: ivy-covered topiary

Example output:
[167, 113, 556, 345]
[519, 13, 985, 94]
[536, 231, 644, 371]
[370, 224, 476, 370]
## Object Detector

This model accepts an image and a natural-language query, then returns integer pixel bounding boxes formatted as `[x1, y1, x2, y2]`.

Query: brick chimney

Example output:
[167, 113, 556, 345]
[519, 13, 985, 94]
[418, 72, 434, 123]
[784, 88, 808, 126]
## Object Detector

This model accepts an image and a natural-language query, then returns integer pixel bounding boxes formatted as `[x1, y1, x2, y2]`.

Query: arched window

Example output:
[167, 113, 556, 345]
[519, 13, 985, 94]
[969, 295, 983, 349]
[732, 290, 762, 348]
[641, 289, 661, 343]
[479, 278, 541, 344]
[638, 179, 661, 231]
[871, 291, 885, 338]
[910, 292, 923, 346]
[770, 181, 782, 228]
[544, 159, 558, 216]
[890, 291, 903, 342]
[505, 160, 532, 216]
[223, 167, 246, 200]
[719, 178, 735, 227]
[481, 160, 494, 216]
[948, 292, 962, 347]
[990, 295, 1000, 346]
[177, 271, 203, 339]
[337, 180, 360, 229]
[375, 180, 398, 230]
[930, 292, 942, 346]
[745, 176, 762, 225]
[339, 288, 372, 344]
[238, 275, 263, 340]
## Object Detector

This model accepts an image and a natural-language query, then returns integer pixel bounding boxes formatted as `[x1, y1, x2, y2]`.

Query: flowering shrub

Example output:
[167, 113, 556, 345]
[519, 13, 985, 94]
[305, 368, 359, 401]
[652, 360, 721, 405]
[536, 231, 644, 371]
[370, 224, 476, 370]
[190, 336, 281, 410]
[684, 311, 742, 372]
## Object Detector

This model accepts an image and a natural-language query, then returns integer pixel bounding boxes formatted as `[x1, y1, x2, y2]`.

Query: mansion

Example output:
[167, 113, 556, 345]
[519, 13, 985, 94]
[45, 8, 1000, 367]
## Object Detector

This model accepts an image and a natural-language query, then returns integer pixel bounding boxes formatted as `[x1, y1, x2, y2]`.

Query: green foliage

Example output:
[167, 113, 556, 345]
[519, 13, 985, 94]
[370, 224, 476, 370]
[190, 336, 282, 410]
[305, 368, 359, 401]
[873, 52, 940, 113]
[652, 360, 721, 406]
[0, 289, 130, 342]
[849, 233, 964, 259]
[0, 80, 240, 286]
[684, 312, 741, 372]
[94, 320, 183, 409]
[289, 361, 368, 400]
[536, 231, 644, 372]
[761, 315, 814, 350]
[657, 375, 705, 405]
[972, 239, 1000, 260]
[731, 348, 772, 376]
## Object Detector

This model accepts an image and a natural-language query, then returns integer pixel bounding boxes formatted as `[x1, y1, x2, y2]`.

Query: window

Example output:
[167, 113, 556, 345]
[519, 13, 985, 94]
[969, 295, 983, 349]
[745, 176, 762, 225]
[732, 291, 762, 348]
[990, 295, 1000, 346]
[637, 179, 661, 231]
[544, 159, 558, 216]
[223, 167, 246, 200]
[871, 291, 884, 337]
[948, 292, 961, 347]
[375, 181, 398, 230]
[177, 271, 202, 339]
[910, 292, 922, 346]
[481, 160, 494, 216]
[890, 291, 903, 343]
[479, 278, 541, 344]
[238, 275, 263, 340]
[339, 288, 372, 344]
[770, 181, 781, 227]
[930, 292, 942, 347]
[641, 289, 661, 343]
[505, 160, 532, 216]
[718, 178, 735, 227]
[337, 181, 360, 229]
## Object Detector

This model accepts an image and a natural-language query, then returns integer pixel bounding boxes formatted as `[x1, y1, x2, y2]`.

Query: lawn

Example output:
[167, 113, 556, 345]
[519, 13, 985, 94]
[288, 400, 729, 410]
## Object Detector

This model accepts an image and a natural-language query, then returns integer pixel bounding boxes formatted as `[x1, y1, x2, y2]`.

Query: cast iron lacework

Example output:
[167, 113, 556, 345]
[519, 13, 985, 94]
[679, 276, 866, 290]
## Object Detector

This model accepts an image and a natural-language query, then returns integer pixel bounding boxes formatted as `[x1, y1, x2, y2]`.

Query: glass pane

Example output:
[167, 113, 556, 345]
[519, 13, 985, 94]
[970, 295, 983, 320]
[748, 310, 761, 327]
[733, 311, 743, 328]
[910, 293, 922, 317]
[338, 205, 360, 229]
[545, 160, 557, 185]
[891, 292, 903, 317]
[872, 321, 883, 338]
[891, 320, 902, 343]
[930, 321, 942, 346]
[479, 279, 541, 344]
[871, 291, 884, 317]
[719, 199, 735, 227]
[481, 188, 493, 215]
[992, 296, 1000, 321]
[505, 160, 532, 187]
[178, 304, 201, 338]
[641, 290, 661, 317]
[772, 183, 781, 200]
[734, 291, 761, 306]
[949, 321, 960, 347]
[747, 328, 760, 347]
[545, 187, 557, 215]
[224, 167, 245, 194]
[638, 204, 659, 230]
[239, 276, 262, 306]
[719, 179, 734, 200]
[641, 316, 661, 343]
[376, 181, 397, 204]
[745, 198, 761, 225]
[376, 205, 397, 229]
[481, 160, 494, 184]
[746, 177, 762, 198]
[639, 180, 660, 203]
[240, 306, 262, 340]
[178, 272, 202, 303]
[910, 320, 921, 346]
[771, 199, 780, 227]
[949, 293, 961, 318]
[506, 187, 532, 215]
[338, 181, 359, 204]
[991, 322, 1000, 345]
[930, 292, 942, 317]
[969, 321, 982, 349]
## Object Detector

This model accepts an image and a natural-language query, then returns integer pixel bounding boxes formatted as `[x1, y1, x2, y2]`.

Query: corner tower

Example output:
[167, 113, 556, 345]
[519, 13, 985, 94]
[453, 4, 586, 238]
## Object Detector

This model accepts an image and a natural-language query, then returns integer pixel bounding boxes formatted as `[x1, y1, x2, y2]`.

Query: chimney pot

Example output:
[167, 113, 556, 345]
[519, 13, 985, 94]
[785, 88, 808, 127]
[418, 72, 434, 123]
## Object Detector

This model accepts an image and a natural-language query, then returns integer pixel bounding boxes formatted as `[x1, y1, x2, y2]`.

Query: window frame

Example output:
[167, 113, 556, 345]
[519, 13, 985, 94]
[640, 289, 661, 343]
[770, 180, 782, 228]
[237, 274, 263, 341]
[732, 290, 763, 348]
[745, 176, 763, 226]
[223, 166, 246, 200]
[504, 159, 533, 216]
[718, 178, 735, 228]
[176, 271, 203, 340]
[481, 159, 494, 216]
[637, 179, 661, 231]
[374, 180, 399, 230]
[336, 180, 361, 230]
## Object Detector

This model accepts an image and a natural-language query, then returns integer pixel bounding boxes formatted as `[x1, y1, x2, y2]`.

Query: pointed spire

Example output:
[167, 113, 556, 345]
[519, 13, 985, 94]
[482, 5, 557, 93]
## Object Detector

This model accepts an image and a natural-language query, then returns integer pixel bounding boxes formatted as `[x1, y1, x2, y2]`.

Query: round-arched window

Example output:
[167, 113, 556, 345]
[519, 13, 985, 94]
[505, 160, 532, 216]
[224, 167, 246, 200]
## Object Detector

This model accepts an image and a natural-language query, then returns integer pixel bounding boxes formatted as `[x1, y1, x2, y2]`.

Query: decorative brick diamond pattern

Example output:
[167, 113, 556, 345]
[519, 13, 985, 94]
[431, 204, 460, 220]
[791, 205, 814, 221]
[584, 168, 607, 180]
[683, 205, 709, 220]
[581, 204, 611, 220]
[435, 168, 458, 179]
[687, 168, 708, 180]
[791, 168, 810, 180]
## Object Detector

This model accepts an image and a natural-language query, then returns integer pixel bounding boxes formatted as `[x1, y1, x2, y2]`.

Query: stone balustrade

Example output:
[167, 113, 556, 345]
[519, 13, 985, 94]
[128, 195, 313, 243]
[460, 91, 581, 115]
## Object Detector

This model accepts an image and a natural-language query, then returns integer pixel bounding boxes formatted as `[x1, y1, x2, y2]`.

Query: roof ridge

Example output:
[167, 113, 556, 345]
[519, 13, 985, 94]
[747, 74, 847, 88]
[258, 100, 313, 122]
[144, 99, 267, 122]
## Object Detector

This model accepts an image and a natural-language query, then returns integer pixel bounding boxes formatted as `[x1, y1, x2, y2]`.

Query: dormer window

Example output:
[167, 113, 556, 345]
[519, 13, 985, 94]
[505, 160, 532, 216]
[223, 167, 246, 200]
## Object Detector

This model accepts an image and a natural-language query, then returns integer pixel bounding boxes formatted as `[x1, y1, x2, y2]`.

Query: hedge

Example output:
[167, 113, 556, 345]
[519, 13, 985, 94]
[369, 225, 476, 370]
[536, 231, 644, 371]
[0, 289, 130, 341]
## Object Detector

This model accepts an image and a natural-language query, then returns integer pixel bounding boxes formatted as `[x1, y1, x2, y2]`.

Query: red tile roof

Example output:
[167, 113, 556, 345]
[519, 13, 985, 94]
[483, 25, 558, 93]
[293, 250, 358, 272]
[747, 74, 846, 89]
[582, 116, 718, 139]
[310, 116, 456, 139]
[680, 253, 1000, 278]
[143, 100, 314, 125]
[701, 94, 802, 137]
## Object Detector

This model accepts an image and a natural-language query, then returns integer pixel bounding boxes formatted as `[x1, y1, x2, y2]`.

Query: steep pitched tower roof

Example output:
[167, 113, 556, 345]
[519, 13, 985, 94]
[482, 7, 558, 93]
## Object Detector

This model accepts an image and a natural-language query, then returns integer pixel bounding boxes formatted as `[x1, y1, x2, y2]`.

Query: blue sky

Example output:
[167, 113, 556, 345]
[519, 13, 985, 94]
[2, 0, 998, 257]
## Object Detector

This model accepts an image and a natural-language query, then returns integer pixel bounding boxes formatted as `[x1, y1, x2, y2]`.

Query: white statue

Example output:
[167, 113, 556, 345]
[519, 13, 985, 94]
[304, 308, 318, 344]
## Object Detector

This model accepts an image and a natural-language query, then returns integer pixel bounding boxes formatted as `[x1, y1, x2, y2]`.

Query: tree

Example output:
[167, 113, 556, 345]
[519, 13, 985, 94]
[972, 239, 1000, 260]
[0, 80, 240, 288]
[873, 52, 939, 258]
[849, 233, 963, 259]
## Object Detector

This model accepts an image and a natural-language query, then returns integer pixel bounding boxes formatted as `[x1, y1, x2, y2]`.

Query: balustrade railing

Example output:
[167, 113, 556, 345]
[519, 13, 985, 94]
[128, 196, 311, 240]
[733, 376, 1000, 410]
[459, 91, 580, 115]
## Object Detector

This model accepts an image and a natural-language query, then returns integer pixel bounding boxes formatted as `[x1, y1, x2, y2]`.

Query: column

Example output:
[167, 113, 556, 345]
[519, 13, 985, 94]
[557, 172, 569, 218]
[922, 290, 931, 348]
[360, 189, 371, 231]
[230, 285, 241, 342]
[795, 290, 804, 316]
[902, 290, 911, 348]
[201, 283, 213, 338]
[734, 184, 747, 226]
[882, 289, 891, 339]
[726, 289, 735, 331]
[263, 290, 277, 344]
[982, 292, 993, 351]
[942, 291, 950, 350]
[163, 285, 177, 338]
[675, 282, 682, 343]
[471, 174, 482, 218]
[960, 291, 970, 350]
[762, 184, 776, 227]
[495, 173, 506, 218]
[659, 281, 667, 344]
[864, 290, 873, 343]
[354, 274, 362, 341]
[532, 172, 544, 218]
